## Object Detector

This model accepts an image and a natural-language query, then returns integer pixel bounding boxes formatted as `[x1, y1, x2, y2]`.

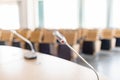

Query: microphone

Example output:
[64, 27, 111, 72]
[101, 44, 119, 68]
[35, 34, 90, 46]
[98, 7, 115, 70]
[53, 31, 67, 44]
[53, 31, 99, 80]
[11, 30, 37, 59]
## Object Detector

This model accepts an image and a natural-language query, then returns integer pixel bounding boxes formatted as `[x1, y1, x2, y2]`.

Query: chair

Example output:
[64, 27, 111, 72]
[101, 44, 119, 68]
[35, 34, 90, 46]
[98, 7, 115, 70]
[39, 29, 57, 55]
[0, 29, 2, 41]
[57, 30, 79, 61]
[77, 28, 88, 51]
[82, 29, 101, 55]
[100, 29, 115, 50]
[25, 29, 43, 51]
[114, 29, 120, 47]
[76, 29, 82, 43]
[12, 28, 32, 48]
[12, 29, 22, 47]
[0, 30, 14, 46]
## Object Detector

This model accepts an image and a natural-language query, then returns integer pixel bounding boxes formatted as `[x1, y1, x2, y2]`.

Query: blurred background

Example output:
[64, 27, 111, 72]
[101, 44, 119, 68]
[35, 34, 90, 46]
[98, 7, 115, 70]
[1, 0, 120, 30]
[0, 0, 120, 80]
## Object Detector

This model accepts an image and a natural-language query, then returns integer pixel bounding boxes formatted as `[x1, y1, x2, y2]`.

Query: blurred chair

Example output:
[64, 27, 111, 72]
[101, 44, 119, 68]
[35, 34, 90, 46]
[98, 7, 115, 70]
[114, 29, 120, 47]
[0, 29, 2, 42]
[25, 29, 43, 51]
[12, 28, 32, 48]
[0, 30, 14, 46]
[77, 29, 82, 43]
[100, 29, 115, 50]
[39, 29, 57, 55]
[77, 28, 88, 51]
[12, 29, 22, 47]
[57, 30, 79, 61]
[82, 29, 101, 55]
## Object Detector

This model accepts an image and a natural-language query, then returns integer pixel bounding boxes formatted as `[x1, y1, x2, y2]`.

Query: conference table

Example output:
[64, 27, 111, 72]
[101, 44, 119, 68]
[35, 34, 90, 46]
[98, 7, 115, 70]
[0, 46, 107, 80]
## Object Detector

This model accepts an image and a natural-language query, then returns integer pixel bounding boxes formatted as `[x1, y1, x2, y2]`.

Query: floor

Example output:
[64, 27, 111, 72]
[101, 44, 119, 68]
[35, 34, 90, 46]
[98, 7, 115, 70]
[76, 47, 120, 80]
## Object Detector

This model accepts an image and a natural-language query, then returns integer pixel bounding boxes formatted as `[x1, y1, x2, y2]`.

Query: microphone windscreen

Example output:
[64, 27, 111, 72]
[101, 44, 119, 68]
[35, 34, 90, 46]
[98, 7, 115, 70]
[53, 31, 67, 44]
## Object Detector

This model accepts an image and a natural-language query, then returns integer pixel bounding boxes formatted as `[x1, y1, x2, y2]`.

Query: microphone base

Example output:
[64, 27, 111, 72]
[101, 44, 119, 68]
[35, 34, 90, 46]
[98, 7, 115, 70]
[24, 52, 37, 59]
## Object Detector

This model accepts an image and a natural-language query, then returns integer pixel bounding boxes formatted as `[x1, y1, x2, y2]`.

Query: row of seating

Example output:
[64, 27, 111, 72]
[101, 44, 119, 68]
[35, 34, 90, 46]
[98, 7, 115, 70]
[0, 28, 120, 61]
[81, 29, 115, 55]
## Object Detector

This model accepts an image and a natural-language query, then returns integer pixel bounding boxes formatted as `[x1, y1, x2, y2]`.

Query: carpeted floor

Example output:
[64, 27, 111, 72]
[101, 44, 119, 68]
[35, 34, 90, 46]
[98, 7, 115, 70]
[76, 47, 120, 80]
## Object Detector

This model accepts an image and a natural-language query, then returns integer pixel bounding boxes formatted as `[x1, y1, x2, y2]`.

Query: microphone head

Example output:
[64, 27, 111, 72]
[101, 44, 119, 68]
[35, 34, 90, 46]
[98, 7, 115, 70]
[53, 31, 67, 44]
[24, 52, 37, 59]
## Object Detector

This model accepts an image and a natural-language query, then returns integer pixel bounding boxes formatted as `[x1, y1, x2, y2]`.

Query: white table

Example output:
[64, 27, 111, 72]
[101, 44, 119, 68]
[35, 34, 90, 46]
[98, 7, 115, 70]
[0, 46, 107, 80]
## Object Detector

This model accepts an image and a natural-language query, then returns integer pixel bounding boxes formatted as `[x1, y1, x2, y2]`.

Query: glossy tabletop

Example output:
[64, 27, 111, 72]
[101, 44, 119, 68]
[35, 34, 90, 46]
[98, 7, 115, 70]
[0, 46, 107, 80]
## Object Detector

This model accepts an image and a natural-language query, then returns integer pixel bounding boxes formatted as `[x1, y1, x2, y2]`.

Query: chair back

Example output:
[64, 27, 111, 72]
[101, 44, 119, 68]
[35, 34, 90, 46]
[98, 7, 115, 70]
[85, 29, 99, 41]
[114, 29, 120, 38]
[29, 30, 43, 43]
[77, 29, 82, 40]
[15, 28, 32, 42]
[60, 30, 78, 45]
[101, 29, 114, 39]
[42, 29, 56, 43]
[0, 29, 2, 40]
[1, 30, 13, 42]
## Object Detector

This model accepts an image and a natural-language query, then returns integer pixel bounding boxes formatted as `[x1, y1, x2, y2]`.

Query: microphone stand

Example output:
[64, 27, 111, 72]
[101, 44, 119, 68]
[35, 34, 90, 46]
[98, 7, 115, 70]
[65, 42, 99, 80]
[53, 31, 99, 80]
[11, 30, 37, 59]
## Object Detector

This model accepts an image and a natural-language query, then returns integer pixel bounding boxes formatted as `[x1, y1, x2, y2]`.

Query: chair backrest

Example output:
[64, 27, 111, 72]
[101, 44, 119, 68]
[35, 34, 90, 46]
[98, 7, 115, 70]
[15, 28, 32, 42]
[77, 29, 82, 40]
[1, 30, 14, 41]
[59, 30, 78, 45]
[42, 29, 56, 43]
[101, 29, 114, 39]
[85, 29, 99, 41]
[0, 29, 2, 40]
[29, 29, 43, 43]
[114, 29, 120, 38]
[81, 29, 88, 38]
[13, 29, 22, 40]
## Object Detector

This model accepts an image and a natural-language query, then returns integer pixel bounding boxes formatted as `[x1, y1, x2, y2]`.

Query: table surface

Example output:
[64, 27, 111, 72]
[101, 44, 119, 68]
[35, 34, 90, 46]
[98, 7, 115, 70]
[0, 46, 107, 80]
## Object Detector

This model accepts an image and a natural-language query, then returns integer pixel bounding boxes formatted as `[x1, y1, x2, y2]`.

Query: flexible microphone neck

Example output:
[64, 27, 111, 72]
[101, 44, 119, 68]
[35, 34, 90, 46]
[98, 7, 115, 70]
[11, 30, 37, 59]
[53, 31, 99, 80]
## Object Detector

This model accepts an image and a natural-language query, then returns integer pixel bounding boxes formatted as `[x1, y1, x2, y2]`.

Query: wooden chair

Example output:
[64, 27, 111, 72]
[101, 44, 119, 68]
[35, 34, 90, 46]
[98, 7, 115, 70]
[114, 29, 120, 47]
[25, 29, 43, 51]
[39, 29, 57, 55]
[57, 30, 80, 61]
[12, 28, 32, 48]
[82, 29, 101, 55]
[77, 28, 88, 51]
[77, 29, 82, 43]
[0, 30, 14, 46]
[0, 29, 2, 41]
[100, 29, 115, 50]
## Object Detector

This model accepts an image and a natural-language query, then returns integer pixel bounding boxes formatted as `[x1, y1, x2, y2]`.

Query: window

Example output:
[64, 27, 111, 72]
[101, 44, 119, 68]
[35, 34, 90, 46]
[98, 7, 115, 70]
[44, 0, 79, 29]
[82, 0, 107, 29]
[0, 2, 20, 30]
[38, 0, 44, 27]
[110, 0, 120, 29]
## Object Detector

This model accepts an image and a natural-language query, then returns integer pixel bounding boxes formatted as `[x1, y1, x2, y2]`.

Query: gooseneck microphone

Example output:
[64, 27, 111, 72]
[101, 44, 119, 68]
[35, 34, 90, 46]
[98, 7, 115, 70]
[11, 30, 37, 59]
[53, 31, 99, 80]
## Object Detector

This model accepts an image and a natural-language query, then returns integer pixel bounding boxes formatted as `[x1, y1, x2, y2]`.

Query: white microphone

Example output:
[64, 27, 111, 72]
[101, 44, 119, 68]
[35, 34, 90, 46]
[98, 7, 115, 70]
[11, 30, 37, 59]
[53, 31, 99, 80]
